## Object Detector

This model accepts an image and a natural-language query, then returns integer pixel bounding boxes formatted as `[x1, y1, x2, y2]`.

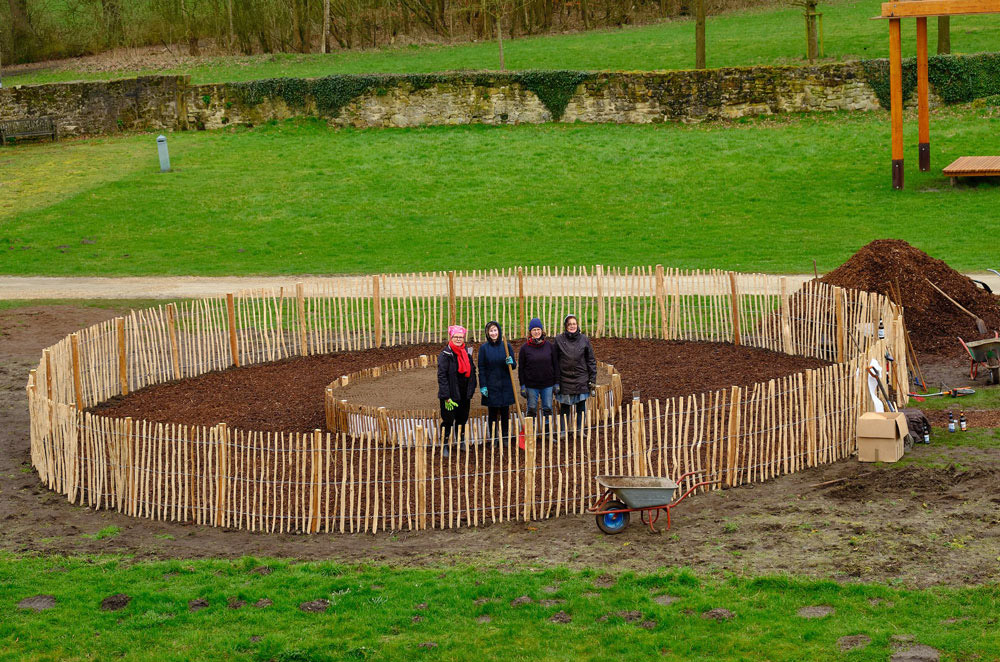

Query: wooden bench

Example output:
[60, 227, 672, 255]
[0, 116, 58, 146]
[943, 156, 1000, 185]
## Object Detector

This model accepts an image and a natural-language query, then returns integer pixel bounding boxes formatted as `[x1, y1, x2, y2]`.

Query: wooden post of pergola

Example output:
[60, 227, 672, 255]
[879, 0, 1000, 189]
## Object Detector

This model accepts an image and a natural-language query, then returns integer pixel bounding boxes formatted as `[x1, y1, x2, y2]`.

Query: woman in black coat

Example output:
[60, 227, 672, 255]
[478, 320, 517, 443]
[554, 314, 597, 435]
[437, 324, 477, 457]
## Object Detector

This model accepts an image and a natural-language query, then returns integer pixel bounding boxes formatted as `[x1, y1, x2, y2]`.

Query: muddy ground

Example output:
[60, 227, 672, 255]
[2, 306, 998, 588]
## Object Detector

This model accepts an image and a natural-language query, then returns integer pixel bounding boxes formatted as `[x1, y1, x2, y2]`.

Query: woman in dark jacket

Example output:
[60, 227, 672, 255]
[437, 324, 477, 457]
[517, 317, 559, 434]
[554, 314, 597, 435]
[478, 320, 517, 443]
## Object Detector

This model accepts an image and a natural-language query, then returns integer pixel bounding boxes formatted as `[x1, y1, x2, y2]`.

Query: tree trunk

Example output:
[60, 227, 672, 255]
[102, 0, 124, 47]
[322, 0, 330, 52]
[695, 0, 706, 69]
[937, 16, 950, 54]
[228, 0, 235, 51]
[6, 0, 35, 62]
[804, 0, 818, 62]
[496, 14, 505, 71]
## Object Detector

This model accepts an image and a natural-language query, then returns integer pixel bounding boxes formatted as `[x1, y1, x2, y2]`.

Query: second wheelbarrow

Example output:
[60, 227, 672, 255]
[588, 472, 717, 534]
[960, 335, 1000, 384]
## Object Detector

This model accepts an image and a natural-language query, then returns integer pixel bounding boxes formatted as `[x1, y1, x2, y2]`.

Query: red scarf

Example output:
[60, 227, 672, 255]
[527, 335, 546, 347]
[450, 342, 471, 377]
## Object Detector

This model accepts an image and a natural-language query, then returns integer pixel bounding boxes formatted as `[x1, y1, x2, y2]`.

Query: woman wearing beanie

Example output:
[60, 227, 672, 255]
[437, 324, 477, 457]
[517, 317, 559, 434]
[478, 321, 517, 443]
[554, 314, 597, 436]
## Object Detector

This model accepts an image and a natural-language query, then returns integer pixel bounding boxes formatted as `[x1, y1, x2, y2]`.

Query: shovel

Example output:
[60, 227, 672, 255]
[500, 331, 527, 449]
[926, 278, 988, 335]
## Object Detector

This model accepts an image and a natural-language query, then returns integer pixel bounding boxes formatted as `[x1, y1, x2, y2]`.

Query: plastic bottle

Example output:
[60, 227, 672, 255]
[947, 410, 956, 433]
[878, 319, 885, 340]
[923, 420, 931, 444]
[960, 410, 967, 432]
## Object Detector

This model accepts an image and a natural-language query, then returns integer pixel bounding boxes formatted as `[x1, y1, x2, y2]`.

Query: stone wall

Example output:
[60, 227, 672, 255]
[0, 64, 894, 137]
[0, 76, 189, 136]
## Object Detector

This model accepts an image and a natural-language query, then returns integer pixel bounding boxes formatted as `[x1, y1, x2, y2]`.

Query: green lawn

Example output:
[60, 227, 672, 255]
[3, 107, 1000, 276]
[2, 554, 998, 661]
[5, 0, 1000, 86]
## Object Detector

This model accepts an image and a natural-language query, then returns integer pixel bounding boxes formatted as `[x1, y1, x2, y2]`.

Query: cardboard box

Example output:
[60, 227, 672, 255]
[857, 412, 908, 463]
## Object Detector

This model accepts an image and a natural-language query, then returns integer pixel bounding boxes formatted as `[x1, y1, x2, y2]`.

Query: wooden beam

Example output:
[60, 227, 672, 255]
[916, 17, 931, 171]
[881, 0, 1000, 18]
[889, 18, 905, 190]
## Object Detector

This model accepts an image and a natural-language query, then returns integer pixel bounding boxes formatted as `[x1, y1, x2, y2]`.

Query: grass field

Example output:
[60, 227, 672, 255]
[3, 106, 1000, 277]
[2, 554, 998, 661]
[5, 0, 1000, 86]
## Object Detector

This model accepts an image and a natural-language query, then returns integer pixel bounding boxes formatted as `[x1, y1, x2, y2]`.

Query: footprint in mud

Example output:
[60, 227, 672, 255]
[549, 611, 572, 624]
[100, 594, 131, 611]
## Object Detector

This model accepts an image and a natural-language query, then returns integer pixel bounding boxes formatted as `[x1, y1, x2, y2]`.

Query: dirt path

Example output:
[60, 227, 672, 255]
[2, 305, 999, 589]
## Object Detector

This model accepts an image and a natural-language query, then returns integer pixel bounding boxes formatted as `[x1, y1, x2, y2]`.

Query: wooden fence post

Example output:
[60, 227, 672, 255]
[166, 303, 181, 380]
[517, 267, 526, 338]
[655, 264, 668, 340]
[523, 416, 535, 521]
[372, 275, 382, 348]
[726, 386, 741, 487]
[595, 265, 605, 338]
[226, 293, 240, 368]
[835, 287, 845, 363]
[311, 429, 322, 534]
[70, 333, 84, 411]
[632, 400, 648, 476]
[116, 317, 128, 395]
[216, 423, 227, 527]
[806, 370, 817, 467]
[728, 272, 741, 346]
[415, 425, 428, 531]
[780, 277, 793, 355]
[448, 270, 457, 327]
[295, 282, 308, 356]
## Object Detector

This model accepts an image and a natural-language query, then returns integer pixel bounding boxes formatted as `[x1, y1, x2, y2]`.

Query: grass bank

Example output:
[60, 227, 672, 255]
[2, 555, 998, 661]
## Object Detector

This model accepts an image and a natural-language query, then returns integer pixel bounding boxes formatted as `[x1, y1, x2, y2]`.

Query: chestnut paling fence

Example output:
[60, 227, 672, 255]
[26, 267, 907, 533]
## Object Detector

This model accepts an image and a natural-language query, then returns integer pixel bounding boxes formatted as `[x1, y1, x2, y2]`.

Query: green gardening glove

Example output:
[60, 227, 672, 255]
[480, 387, 488, 397]
[445, 398, 458, 411]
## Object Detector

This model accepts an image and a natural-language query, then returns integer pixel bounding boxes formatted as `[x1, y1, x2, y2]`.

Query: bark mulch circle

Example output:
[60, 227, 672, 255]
[100, 594, 131, 611]
[188, 599, 209, 613]
[549, 611, 572, 624]
[254, 599, 273, 609]
[702, 608, 735, 621]
[90, 340, 830, 433]
[838, 635, 872, 652]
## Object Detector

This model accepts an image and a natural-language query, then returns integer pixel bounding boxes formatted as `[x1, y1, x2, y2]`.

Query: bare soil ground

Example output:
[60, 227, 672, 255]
[2, 306, 998, 589]
[90, 338, 829, 432]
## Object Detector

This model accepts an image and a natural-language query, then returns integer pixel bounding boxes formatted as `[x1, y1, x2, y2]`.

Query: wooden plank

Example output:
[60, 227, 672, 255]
[881, 0, 1000, 17]
[942, 156, 1000, 174]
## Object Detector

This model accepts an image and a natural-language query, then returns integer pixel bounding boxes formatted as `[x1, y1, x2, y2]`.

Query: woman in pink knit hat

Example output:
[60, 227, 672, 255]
[436, 324, 478, 457]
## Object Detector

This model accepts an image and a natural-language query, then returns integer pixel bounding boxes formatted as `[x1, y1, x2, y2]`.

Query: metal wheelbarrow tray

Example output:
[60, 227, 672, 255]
[960, 335, 1000, 384]
[588, 472, 717, 534]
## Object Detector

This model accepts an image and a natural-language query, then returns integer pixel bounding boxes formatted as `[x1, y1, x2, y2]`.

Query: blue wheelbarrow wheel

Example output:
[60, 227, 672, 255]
[596, 499, 630, 535]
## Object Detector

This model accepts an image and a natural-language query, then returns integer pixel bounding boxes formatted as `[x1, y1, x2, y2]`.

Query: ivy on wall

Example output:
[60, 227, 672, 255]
[227, 71, 595, 120]
[861, 52, 1000, 109]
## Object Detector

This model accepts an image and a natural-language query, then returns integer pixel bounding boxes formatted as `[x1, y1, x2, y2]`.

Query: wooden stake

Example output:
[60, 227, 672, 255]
[728, 272, 741, 346]
[70, 333, 84, 411]
[226, 293, 240, 368]
[595, 264, 606, 338]
[726, 386, 741, 487]
[296, 282, 308, 356]
[889, 17, 904, 189]
[116, 317, 128, 395]
[166, 303, 181, 380]
[372, 275, 383, 348]
[834, 287, 845, 363]
[448, 270, 457, 327]
[518, 267, 526, 338]
[655, 264, 668, 340]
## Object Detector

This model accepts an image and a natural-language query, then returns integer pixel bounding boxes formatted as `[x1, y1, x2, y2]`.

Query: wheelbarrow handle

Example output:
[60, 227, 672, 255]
[587, 488, 615, 513]
[674, 470, 705, 484]
[670, 479, 721, 508]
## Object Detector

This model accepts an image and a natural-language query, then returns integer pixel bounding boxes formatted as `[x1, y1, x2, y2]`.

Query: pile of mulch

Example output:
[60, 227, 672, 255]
[89, 339, 829, 433]
[820, 239, 1000, 357]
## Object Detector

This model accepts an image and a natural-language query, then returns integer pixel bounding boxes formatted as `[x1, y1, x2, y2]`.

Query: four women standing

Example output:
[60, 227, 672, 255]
[437, 316, 598, 449]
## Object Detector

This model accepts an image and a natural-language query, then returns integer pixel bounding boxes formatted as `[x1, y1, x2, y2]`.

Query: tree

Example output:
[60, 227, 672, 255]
[695, 0, 705, 69]
[7, 0, 36, 63]
[937, 16, 950, 54]
[790, 0, 819, 62]
[482, 0, 532, 70]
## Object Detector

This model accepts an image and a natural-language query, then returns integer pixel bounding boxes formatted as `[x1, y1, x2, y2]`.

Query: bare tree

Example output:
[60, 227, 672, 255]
[695, 0, 706, 69]
[937, 16, 950, 54]
[790, 0, 819, 62]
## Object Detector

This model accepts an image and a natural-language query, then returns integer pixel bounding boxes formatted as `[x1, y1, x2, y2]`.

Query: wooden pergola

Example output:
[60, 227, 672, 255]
[880, 0, 1000, 189]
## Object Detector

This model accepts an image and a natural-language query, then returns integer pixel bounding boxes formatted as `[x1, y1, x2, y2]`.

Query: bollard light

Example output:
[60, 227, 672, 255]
[156, 135, 171, 172]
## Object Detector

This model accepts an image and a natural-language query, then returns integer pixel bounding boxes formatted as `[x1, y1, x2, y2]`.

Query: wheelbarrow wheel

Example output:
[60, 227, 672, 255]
[596, 500, 630, 535]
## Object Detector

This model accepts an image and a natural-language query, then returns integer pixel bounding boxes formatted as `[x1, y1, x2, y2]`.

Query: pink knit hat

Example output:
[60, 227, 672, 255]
[448, 325, 467, 338]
